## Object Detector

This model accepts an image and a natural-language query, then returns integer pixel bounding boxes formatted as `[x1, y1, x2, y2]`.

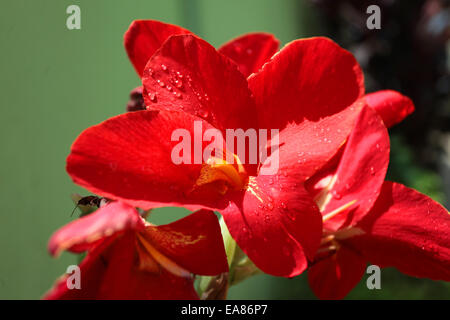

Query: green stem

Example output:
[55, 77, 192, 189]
[198, 217, 261, 299]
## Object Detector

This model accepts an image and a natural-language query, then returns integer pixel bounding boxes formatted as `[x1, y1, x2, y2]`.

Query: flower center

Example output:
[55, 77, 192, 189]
[194, 154, 247, 195]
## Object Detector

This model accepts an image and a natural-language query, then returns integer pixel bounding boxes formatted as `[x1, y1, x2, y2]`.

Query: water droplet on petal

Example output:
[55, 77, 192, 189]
[199, 109, 209, 118]
[331, 190, 342, 200]
[173, 91, 182, 99]
[148, 92, 157, 102]
[175, 80, 183, 89]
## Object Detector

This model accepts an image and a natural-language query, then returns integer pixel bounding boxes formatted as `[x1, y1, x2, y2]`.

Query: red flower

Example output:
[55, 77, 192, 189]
[124, 20, 280, 78]
[44, 202, 228, 299]
[124, 20, 280, 111]
[66, 20, 368, 277]
[365, 89, 415, 128]
[305, 105, 450, 299]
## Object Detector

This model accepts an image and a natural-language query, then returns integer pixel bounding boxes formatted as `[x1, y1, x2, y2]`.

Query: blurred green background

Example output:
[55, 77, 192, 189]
[0, 0, 448, 299]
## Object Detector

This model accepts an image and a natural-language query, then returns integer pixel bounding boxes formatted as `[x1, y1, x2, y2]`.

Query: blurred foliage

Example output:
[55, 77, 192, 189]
[388, 134, 445, 204]
[309, 0, 450, 205]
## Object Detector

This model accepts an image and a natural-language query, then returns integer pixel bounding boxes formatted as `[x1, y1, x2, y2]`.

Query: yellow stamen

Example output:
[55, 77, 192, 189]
[322, 199, 357, 222]
[136, 233, 191, 278]
[315, 175, 338, 212]
[320, 234, 335, 245]
[195, 154, 247, 192]
[246, 176, 264, 203]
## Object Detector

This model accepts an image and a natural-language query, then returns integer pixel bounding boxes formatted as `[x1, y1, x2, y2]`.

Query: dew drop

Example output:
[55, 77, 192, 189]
[161, 64, 168, 71]
[331, 190, 342, 200]
[175, 80, 183, 89]
[199, 109, 209, 118]
[148, 92, 157, 102]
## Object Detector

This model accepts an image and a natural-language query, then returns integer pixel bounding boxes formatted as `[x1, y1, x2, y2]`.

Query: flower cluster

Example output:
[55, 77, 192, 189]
[44, 20, 450, 300]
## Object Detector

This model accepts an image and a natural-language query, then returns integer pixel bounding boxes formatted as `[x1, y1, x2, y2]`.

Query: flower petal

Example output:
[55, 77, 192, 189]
[365, 90, 415, 128]
[66, 110, 228, 211]
[248, 37, 364, 129]
[142, 34, 257, 133]
[142, 209, 228, 276]
[315, 106, 390, 230]
[222, 174, 322, 277]
[218, 33, 279, 77]
[308, 246, 366, 300]
[352, 182, 450, 281]
[43, 237, 112, 299]
[96, 232, 198, 299]
[48, 202, 144, 257]
[124, 20, 192, 77]
[45, 233, 199, 299]
[249, 37, 365, 180]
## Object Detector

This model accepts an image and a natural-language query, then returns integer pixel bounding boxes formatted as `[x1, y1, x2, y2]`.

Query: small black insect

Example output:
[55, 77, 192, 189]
[70, 195, 104, 217]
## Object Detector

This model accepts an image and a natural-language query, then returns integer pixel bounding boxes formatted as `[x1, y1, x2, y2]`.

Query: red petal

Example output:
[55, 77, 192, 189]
[43, 238, 110, 299]
[142, 34, 257, 133]
[97, 233, 198, 299]
[124, 20, 192, 77]
[248, 37, 364, 129]
[308, 246, 366, 300]
[319, 106, 390, 230]
[218, 33, 279, 77]
[48, 202, 144, 257]
[249, 37, 365, 180]
[222, 174, 322, 277]
[142, 210, 228, 275]
[352, 182, 450, 281]
[45, 233, 198, 299]
[365, 90, 415, 128]
[67, 110, 229, 211]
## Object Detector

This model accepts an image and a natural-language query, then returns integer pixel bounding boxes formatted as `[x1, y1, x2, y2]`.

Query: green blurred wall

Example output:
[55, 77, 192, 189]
[0, 0, 448, 300]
